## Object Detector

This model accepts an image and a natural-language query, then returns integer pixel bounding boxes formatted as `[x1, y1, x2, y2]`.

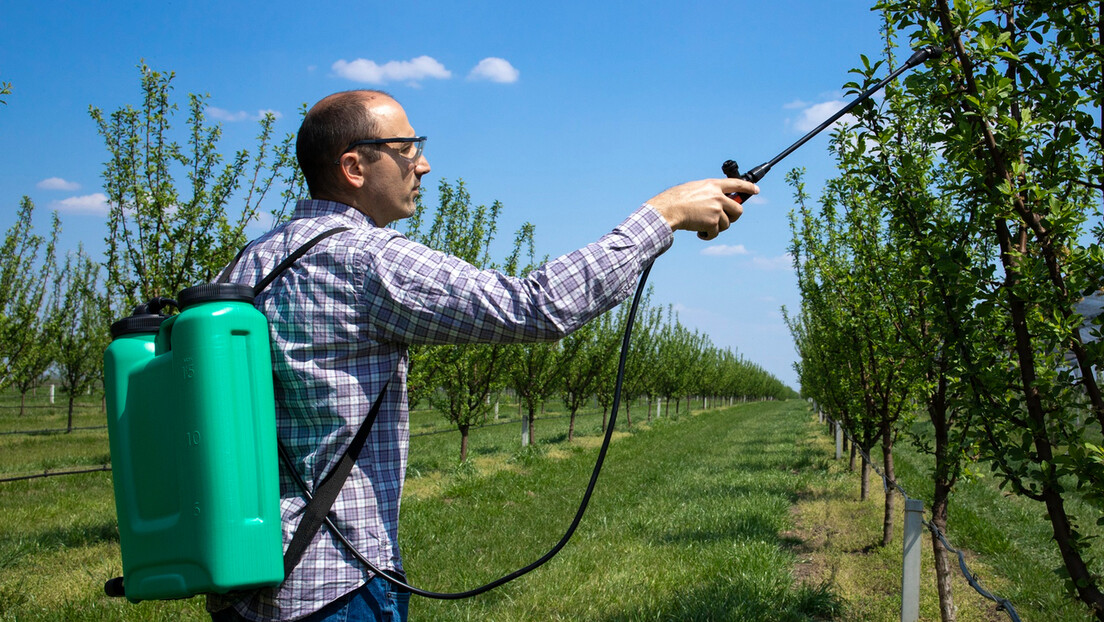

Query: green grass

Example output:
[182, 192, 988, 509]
[402, 400, 841, 621]
[1, 395, 839, 621]
[0, 391, 111, 481]
[4, 388, 1101, 621]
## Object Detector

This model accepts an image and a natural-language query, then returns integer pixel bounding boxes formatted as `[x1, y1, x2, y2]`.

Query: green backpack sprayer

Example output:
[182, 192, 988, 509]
[103, 283, 284, 600]
[101, 46, 941, 603]
[102, 228, 370, 601]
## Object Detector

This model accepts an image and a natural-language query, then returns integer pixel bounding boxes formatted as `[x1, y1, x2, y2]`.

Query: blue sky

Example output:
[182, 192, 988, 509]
[0, 1, 893, 389]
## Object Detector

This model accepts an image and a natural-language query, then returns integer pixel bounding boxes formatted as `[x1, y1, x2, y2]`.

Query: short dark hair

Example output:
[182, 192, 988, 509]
[296, 90, 393, 197]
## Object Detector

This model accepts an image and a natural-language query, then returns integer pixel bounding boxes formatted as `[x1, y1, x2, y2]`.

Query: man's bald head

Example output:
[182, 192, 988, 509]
[296, 90, 394, 198]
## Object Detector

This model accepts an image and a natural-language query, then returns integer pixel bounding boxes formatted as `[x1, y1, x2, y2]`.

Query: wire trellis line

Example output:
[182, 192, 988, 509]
[0, 464, 112, 483]
[0, 425, 108, 436]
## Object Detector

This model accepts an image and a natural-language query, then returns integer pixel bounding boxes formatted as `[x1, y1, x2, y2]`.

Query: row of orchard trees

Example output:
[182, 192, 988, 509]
[0, 65, 793, 443]
[788, 2, 1104, 621]
[403, 178, 795, 462]
[0, 65, 299, 431]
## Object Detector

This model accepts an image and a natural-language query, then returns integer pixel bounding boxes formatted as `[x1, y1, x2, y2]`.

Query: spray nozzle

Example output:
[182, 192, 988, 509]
[905, 45, 943, 68]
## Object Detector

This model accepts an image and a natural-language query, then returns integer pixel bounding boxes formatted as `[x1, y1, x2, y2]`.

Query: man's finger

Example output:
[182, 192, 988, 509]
[719, 178, 760, 197]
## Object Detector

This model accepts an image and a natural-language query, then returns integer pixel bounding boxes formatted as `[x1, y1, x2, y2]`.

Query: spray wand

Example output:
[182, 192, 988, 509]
[719, 45, 942, 206]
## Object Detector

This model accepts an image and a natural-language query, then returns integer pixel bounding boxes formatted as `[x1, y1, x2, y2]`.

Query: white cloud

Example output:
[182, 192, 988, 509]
[207, 107, 283, 122]
[753, 253, 795, 271]
[792, 100, 854, 133]
[37, 177, 80, 191]
[468, 57, 519, 83]
[332, 55, 451, 85]
[53, 193, 109, 216]
[701, 244, 749, 257]
[246, 210, 278, 233]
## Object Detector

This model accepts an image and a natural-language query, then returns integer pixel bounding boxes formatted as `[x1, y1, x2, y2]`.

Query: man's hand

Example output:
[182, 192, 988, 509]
[647, 178, 759, 241]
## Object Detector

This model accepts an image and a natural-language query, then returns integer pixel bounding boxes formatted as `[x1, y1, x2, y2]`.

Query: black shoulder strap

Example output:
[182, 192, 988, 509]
[280, 380, 388, 576]
[229, 226, 387, 577]
[251, 227, 351, 296]
[217, 227, 352, 290]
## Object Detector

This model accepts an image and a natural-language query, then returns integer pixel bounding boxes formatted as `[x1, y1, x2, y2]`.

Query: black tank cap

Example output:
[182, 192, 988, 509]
[109, 313, 167, 339]
[177, 283, 255, 309]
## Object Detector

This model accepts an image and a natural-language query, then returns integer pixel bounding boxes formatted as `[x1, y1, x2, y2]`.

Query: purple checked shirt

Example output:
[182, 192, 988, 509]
[207, 198, 672, 621]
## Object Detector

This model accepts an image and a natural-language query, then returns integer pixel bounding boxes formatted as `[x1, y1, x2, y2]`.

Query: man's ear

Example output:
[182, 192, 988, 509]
[336, 152, 367, 189]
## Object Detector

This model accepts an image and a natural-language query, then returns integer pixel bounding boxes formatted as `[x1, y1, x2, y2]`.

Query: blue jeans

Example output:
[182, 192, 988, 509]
[211, 574, 410, 622]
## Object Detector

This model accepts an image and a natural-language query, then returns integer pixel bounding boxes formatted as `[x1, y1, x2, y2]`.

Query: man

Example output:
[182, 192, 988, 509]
[208, 89, 757, 622]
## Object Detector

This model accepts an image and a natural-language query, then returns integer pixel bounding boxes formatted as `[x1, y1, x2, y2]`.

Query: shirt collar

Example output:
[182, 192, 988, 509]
[291, 199, 379, 228]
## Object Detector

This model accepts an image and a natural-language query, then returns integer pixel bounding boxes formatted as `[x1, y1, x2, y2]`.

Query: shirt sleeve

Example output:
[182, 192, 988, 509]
[360, 204, 674, 345]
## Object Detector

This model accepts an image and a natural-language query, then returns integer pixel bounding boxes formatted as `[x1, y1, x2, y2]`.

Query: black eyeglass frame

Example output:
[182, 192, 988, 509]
[334, 136, 427, 165]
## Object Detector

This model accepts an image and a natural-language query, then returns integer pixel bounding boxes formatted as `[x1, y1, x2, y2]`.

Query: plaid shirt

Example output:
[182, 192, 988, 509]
[207, 198, 672, 620]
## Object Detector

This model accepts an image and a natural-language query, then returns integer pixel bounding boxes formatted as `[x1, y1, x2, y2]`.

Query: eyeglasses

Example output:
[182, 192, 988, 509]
[336, 136, 427, 165]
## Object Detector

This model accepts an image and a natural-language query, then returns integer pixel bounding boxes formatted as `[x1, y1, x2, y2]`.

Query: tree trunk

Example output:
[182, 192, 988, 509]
[849, 442, 857, 473]
[932, 481, 957, 622]
[930, 377, 958, 622]
[568, 409, 577, 442]
[67, 396, 75, 434]
[1042, 485, 1104, 619]
[860, 457, 870, 502]
[527, 406, 536, 446]
[459, 424, 470, 463]
[1000, 225, 1104, 615]
[881, 422, 896, 546]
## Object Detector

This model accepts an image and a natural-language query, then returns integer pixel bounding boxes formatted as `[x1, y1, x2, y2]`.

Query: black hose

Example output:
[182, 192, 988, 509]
[282, 261, 654, 598]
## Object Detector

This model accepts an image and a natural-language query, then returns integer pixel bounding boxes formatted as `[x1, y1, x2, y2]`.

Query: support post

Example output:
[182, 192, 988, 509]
[49, 384, 55, 404]
[901, 498, 924, 622]
[835, 422, 843, 460]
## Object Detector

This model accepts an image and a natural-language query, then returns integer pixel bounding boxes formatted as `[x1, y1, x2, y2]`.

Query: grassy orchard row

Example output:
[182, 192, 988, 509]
[3, 395, 838, 621]
[6, 395, 1102, 621]
[787, 2, 1104, 621]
